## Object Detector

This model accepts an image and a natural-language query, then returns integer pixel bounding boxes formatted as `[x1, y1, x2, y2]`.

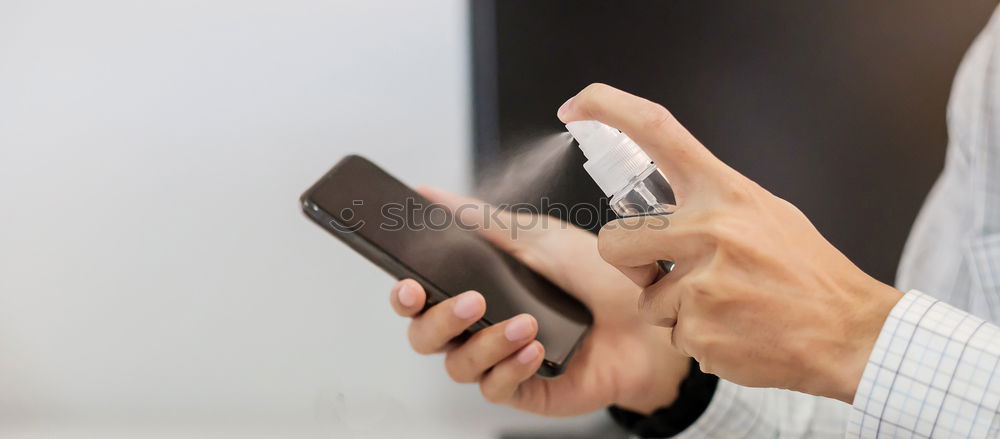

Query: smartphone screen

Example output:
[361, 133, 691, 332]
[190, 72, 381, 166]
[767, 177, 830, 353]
[301, 155, 592, 376]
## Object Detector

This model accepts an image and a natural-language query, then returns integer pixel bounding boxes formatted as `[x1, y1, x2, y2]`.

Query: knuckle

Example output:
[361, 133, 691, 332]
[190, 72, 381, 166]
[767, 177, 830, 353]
[637, 286, 675, 326]
[636, 287, 658, 315]
[682, 322, 721, 367]
[682, 273, 714, 303]
[575, 83, 613, 118]
[479, 382, 506, 404]
[580, 82, 613, 98]
[684, 331, 706, 355]
[776, 196, 809, 221]
[700, 211, 742, 246]
[677, 325, 710, 370]
[444, 352, 477, 383]
[638, 102, 675, 131]
[722, 179, 757, 204]
[699, 334, 722, 356]
[407, 325, 434, 355]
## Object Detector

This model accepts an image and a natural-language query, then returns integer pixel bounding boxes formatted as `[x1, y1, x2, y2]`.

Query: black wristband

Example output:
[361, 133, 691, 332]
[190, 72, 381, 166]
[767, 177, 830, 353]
[608, 358, 719, 438]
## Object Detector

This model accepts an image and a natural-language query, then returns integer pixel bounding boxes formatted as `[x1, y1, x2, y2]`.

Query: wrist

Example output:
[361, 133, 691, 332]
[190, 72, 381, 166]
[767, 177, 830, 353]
[609, 358, 719, 437]
[616, 346, 691, 415]
[825, 280, 904, 403]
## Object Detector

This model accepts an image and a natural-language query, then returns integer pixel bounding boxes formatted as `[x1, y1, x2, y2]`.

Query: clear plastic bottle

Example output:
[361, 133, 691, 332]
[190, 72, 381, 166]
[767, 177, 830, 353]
[566, 120, 676, 217]
[567, 120, 675, 274]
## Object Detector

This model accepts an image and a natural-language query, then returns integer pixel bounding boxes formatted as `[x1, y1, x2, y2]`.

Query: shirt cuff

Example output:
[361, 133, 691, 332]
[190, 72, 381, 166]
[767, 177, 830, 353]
[847, 289, 1000, 438]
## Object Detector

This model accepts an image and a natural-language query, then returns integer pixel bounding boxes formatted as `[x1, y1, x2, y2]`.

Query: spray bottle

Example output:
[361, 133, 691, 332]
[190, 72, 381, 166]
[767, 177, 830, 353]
[566, 120, 676, 216]
[567, 120, 675, 275]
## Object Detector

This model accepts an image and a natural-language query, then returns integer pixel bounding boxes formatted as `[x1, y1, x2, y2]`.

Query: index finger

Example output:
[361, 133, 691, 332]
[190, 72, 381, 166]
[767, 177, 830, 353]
[557, 83, 729, 198]
[390, 279, 427, 318]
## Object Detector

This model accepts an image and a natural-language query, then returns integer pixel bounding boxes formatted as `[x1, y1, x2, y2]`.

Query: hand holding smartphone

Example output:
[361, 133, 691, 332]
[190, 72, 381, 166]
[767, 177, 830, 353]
[300, 155, 592, 376]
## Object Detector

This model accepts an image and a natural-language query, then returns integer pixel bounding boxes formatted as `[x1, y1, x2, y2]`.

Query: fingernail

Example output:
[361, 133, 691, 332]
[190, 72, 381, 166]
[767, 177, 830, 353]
[397, 282, 417, 308]
[452, 292, 481, 320]
[557, 96, 574, 120]
[504, 315, 534, 342]
[516, 343, 539, 364]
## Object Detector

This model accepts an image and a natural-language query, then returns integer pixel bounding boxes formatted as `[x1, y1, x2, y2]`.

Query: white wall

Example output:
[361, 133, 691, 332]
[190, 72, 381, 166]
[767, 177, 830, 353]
[0, 1, 603, 437]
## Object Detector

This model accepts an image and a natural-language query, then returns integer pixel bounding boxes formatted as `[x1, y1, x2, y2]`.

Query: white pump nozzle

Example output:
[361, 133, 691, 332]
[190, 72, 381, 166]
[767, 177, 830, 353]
[566, 120, 654, 197]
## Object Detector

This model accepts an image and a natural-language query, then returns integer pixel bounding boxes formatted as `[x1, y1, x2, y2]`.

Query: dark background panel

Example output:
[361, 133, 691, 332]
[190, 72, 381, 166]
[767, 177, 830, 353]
[472, 0, 998, 284]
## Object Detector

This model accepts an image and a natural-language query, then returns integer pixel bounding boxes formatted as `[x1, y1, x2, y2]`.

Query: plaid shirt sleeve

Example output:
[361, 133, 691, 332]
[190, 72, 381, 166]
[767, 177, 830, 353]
[665, 289, 1000, 439]
[671, 379, 849, 438]
[847, 290, 1000, 438]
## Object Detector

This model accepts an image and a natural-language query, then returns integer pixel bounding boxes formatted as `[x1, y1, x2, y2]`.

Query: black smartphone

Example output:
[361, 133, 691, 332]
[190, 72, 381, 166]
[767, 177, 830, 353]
[300, 155, 592, 377]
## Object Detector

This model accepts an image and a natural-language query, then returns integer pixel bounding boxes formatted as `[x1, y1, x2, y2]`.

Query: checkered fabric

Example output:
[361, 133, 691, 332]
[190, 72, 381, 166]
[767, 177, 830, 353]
[665, 5, 1000, 438]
